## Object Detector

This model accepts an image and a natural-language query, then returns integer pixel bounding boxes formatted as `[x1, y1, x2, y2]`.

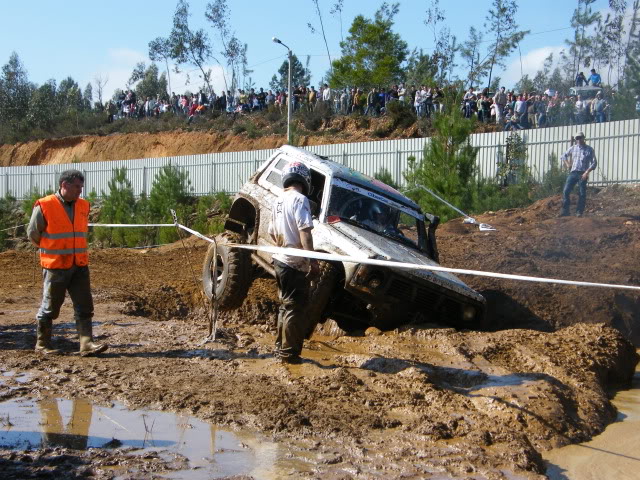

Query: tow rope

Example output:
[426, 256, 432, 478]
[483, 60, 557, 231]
[89, 222, 640, 292]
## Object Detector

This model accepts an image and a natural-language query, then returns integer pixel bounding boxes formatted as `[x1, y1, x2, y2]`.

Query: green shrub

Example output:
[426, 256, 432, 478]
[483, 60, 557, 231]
[264, 105, 283, 122]
[297, 101, 332, 132]
[191, 192, 232, 236]
[0, 196, 19, 251]
[232, 123, 247, 135]
[22, 188, 54, 223]
[148, 164, 194, 244]
[404, 106, 478, 222]
[533, 152, 568, 200]
[245, 122, 261, 139]
[386, 100, 416, 130]
[95, 168, 139, 247]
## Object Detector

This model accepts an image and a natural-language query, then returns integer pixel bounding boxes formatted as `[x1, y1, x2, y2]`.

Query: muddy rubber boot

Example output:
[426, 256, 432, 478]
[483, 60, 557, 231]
[35, 319, 60, 355]
[75, 317, 108, 357]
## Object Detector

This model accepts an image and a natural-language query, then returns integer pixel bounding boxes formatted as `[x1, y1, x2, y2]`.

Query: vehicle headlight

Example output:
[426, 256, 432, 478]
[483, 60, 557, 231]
[462, 305, 476, 321]
[367, 271, 384, 289]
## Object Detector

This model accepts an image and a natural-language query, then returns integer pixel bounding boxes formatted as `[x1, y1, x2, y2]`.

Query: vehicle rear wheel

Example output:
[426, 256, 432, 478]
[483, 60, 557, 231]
[202, 232, 253, 310]
[305, 261, 339, 339]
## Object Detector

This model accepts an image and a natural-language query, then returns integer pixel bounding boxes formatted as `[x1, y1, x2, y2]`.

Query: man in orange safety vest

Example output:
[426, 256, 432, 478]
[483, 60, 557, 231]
[27, 169, 108, 356]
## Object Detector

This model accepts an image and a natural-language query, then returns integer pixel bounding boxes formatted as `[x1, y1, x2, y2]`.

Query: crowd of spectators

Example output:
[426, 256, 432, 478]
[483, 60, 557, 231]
[464, 85, 614, 131]
[103, 68, 635, 131]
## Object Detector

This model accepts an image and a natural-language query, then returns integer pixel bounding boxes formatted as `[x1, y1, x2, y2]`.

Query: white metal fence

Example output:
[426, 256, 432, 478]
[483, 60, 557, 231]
[1, 119, 638, 199]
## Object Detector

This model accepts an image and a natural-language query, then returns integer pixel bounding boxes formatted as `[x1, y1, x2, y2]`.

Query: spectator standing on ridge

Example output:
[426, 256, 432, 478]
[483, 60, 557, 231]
[414, 86, 425, 117]
[365, 88, 377, 116]
[307, 86, 317, 111]
[559, 131, 597, 217]
[106, 100, 116, 123]
[574, 95, 587, 124]
[27, 170, 108, 357]
[588, 69, 602, 86]
[536, 95, 548, 128]
[257, 88, 266, 110]
[493, 87, 507, 124]
[398, 84, 406, 103]
[575, 71, 587, 87]
[322, 83, 332, 111]
[266, 90, 275, 107]
[268, 162, 320, 364]
[479, 94, 491, 123]
[591, 91, 608, 123]
[514, 94, 528, 127]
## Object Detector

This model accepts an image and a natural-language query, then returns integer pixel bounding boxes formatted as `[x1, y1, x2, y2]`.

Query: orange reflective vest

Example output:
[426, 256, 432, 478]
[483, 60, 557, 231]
[36, 194, 89, 269]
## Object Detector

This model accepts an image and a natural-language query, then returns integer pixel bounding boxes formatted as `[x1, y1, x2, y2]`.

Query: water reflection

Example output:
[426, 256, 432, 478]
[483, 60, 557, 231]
[0, 397, 313, 479]
[40, 398, 92, 449]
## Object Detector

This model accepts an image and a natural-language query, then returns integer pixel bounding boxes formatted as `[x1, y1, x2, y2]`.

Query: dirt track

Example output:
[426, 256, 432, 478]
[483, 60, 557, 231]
[1, 186, 639, 478]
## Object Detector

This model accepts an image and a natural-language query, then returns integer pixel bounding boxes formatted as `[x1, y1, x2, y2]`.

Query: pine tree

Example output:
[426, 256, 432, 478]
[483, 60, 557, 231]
[96, 168, 137, 246]
[0, 52, 32, 126]
[404, 95, 479, 222]
[328, 3, 409, 88]
[148, 164, 193, 244]
[269, 54, 311, 91]
[565, 0, 601, 77]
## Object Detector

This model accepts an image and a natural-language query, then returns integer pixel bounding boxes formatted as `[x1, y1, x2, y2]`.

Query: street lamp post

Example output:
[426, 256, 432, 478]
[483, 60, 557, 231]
[272, 36, 293, 145]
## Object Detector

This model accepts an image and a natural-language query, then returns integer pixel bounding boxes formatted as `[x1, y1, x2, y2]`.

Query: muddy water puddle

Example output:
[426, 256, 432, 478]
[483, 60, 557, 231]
[0, 396, 313, 479]
[544, 359, 640, 479]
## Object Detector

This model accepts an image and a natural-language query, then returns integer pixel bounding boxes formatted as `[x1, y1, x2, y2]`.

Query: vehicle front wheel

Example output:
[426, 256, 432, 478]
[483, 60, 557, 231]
[202, 232, 253, 310]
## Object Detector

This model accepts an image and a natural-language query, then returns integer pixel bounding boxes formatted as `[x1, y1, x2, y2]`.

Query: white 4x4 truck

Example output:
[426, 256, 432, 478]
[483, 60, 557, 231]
[203, 145, 486, 331]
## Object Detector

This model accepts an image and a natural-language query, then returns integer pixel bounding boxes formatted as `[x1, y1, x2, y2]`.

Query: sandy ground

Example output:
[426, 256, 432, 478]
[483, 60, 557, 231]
[1, 186, 639, 479]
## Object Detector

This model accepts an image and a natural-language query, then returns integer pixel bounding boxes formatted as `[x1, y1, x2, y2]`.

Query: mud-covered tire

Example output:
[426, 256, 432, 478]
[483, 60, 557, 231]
[305, 261, 339, 338]
[202, 232, 253, 311]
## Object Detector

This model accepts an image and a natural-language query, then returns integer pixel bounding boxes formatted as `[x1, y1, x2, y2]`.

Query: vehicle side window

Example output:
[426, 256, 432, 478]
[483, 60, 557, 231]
[266, 170, 283, 188]
[258, 155, 287, 192]
[398, 212, 414, 231]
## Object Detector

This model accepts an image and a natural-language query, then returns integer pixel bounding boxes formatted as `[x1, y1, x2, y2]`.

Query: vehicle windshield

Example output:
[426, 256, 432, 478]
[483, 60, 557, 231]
[327, 179, 423, 249]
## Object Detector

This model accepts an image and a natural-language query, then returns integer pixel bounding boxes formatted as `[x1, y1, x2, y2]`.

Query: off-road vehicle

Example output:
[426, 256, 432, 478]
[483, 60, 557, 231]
[203, 145, 486, 331]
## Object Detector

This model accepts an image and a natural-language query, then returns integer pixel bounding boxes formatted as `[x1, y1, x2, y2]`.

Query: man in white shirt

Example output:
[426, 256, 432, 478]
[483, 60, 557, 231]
[268, 162, 320, 363]
[493, 87, 507, 124]
[322, 83, 332, 112]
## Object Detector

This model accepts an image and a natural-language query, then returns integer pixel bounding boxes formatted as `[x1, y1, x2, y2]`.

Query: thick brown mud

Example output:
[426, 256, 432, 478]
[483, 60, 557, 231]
[1, 187, 639, 478]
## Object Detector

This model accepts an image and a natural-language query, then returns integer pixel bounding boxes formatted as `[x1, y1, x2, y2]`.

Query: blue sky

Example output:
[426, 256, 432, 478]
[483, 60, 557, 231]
[1, 0, 615, 100]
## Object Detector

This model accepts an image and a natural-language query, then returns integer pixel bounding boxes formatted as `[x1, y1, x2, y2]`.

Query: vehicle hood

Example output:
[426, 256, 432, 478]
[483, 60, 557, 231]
[316, 221, 484, 302]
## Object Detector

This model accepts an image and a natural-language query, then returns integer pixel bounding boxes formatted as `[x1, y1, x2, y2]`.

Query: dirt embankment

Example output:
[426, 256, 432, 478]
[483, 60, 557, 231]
[439, 184, 640, 344]
[0, 131, 284, 167]
[0, 116, 427, 167]
[1, 186, 639, 478]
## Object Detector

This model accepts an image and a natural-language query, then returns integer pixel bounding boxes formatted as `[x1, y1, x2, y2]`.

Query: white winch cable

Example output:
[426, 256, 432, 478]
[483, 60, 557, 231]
[86, 221, 640, 292]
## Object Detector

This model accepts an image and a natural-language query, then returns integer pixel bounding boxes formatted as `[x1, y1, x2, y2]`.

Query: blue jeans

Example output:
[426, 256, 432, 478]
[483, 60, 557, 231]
[562, 171, 587, 215]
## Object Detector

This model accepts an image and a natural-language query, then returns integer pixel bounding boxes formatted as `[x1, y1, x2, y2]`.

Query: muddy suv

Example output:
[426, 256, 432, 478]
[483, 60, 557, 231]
[203, 145, 486, 331]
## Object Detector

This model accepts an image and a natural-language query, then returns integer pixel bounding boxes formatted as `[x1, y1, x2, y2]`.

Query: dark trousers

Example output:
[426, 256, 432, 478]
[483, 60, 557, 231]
[274, 260, 311, 358]
[562, 171, 587, 215]
[36, 265, 94, 323]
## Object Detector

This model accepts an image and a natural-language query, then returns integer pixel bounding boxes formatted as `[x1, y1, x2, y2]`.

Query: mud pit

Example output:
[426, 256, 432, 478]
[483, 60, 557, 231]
[1, 186, 639, 479]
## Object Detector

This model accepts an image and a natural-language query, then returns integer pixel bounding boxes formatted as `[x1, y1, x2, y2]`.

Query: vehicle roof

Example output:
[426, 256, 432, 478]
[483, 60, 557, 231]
[277, 145, 420, 211]
[569, 86, 603, 92]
